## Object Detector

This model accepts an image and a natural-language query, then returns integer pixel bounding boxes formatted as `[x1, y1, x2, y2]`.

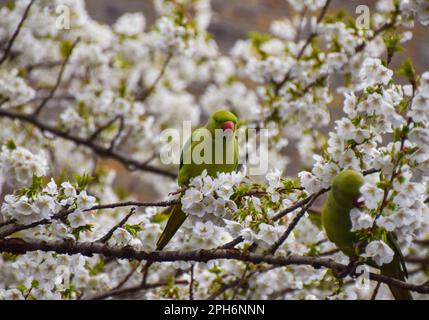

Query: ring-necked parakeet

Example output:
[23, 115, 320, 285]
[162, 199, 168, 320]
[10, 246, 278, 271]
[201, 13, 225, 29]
[321, 169, 412, 300]
[156, 110, 239, 250]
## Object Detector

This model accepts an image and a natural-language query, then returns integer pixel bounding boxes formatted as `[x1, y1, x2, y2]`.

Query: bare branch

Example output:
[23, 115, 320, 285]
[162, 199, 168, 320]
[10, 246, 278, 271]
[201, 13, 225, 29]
[96, 208, 136, 243]
[137, 53, 172, 102]
[111, 262, 141, 291]
[0, 108, 177, 179]
[88, 279, 188, 300]
[0, 0, 35, 66]
[267, 191, 323, 254]
[274, 0, 331, 94]
[88, 115, 122, 142]
[108, 116, 125, 151]
[371, 281, 381, 300]
[33, 38, 81, 116]
[189, 264, 195, 300]
[0, 198, 179, 239]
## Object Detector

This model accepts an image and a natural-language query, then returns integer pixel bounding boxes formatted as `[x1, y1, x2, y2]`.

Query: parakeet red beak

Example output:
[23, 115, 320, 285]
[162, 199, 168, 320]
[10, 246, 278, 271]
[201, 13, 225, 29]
[222, 121, 235, 131]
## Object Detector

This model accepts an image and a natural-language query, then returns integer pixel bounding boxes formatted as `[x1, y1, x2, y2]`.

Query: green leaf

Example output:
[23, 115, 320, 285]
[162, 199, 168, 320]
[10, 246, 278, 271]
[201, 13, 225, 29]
[123, 224, 142, 237]
[16, 284, 27, 293]
[73, 173, 94, 191]
[2, 252, 18, 261]
[72, 224, 93, 240]
[308, 211, 323, 230]
[151, 212, 169, 223]
[248, 31, 272, 50]
[60, 40, 73, 58]
[383, 33, 403, 57]
[282, 179, 299, 193]
[25, 175, 45, 198]
[118, 79, 127, 97]
[17, 67, 26, 78]
[5, 1, 16, 11]
[31, 280, 39, 288]
[6, 139, 16, 150]
[89, 259, 105, 276]
[113, 54, 132, 69]
[397, 58, 416, 83]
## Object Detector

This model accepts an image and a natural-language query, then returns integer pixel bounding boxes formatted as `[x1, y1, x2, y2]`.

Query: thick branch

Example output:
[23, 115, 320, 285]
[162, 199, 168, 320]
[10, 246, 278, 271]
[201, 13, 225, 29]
[0, 238, 427, 295]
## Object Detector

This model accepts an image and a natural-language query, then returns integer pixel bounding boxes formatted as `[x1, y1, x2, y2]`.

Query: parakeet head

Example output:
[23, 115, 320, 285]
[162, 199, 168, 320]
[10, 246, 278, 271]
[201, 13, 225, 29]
[331, 169, 364, 208]
[206, 110, 238, 134]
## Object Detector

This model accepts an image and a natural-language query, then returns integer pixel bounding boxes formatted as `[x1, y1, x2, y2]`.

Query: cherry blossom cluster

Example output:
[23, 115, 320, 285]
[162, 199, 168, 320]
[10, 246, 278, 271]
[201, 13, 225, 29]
[0, 0, 428, 300]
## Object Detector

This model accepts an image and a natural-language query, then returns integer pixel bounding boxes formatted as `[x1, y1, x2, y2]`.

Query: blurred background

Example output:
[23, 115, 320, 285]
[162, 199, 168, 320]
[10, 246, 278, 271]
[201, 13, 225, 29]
[84, 0, 429, 71]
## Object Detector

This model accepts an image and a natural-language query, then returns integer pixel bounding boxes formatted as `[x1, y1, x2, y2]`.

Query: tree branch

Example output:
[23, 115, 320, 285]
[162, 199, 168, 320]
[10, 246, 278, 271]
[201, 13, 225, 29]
[96, 207, 136, 243]
[274, 0, 331, 94]
[137, 53, 172, 102]
[88, 279, 188, 300]
[267, 191, 322, 254]
[0, 108, 176, 179]
[0, 199, 179, 238]
[0, 0, 35, 65]
[33, 38, 81, 116]
[0, 238, 427, 295]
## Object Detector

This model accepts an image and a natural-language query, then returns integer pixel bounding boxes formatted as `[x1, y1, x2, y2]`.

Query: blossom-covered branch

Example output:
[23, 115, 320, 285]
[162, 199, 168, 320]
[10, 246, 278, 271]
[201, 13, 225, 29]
[0, 238, 428, 295]
[0, 108, 176, 178]
[1, 0, 429, 301]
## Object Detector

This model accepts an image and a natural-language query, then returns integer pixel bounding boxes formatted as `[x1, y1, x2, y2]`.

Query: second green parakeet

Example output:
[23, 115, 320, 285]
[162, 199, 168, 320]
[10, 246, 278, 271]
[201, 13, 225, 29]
[156, 109, 239, 250]
[321, 169, 412, 300]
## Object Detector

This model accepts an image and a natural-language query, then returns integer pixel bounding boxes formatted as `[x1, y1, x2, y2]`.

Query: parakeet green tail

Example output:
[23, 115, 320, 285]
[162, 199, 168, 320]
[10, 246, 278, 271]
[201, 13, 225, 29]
[156, 203, 186, 250]
[381, 254, 412, 300]
[321, 169, 412, 300]
[380, 232, 412, 300]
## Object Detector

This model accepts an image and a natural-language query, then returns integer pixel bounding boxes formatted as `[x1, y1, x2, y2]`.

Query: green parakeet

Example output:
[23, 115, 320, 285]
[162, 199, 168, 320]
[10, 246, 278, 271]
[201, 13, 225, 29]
[156, 109, 239, 250]
[321, 169, 412, 300]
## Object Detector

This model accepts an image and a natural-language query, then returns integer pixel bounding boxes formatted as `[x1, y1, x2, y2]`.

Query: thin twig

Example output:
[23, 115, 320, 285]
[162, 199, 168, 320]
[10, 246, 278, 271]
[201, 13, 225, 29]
[112, 262, 141, 291]
[267, 191, 324, 255]
[0, 108, 176, 178]
[108, 116, 124, 151]
[0, 199, 179, 239]
[231, 262, 250, 299]
[88, 279, 188, 300]
[274, 0, 331, 94]
[189, 264, 195, 300]
[33, 38, 81, 116]
[371, 281, 381, 300]
[137, 53, 172, 101]
[0, 0, 35, 65]
[88, 116, 122, 142]
[96, 208, 136, 243]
